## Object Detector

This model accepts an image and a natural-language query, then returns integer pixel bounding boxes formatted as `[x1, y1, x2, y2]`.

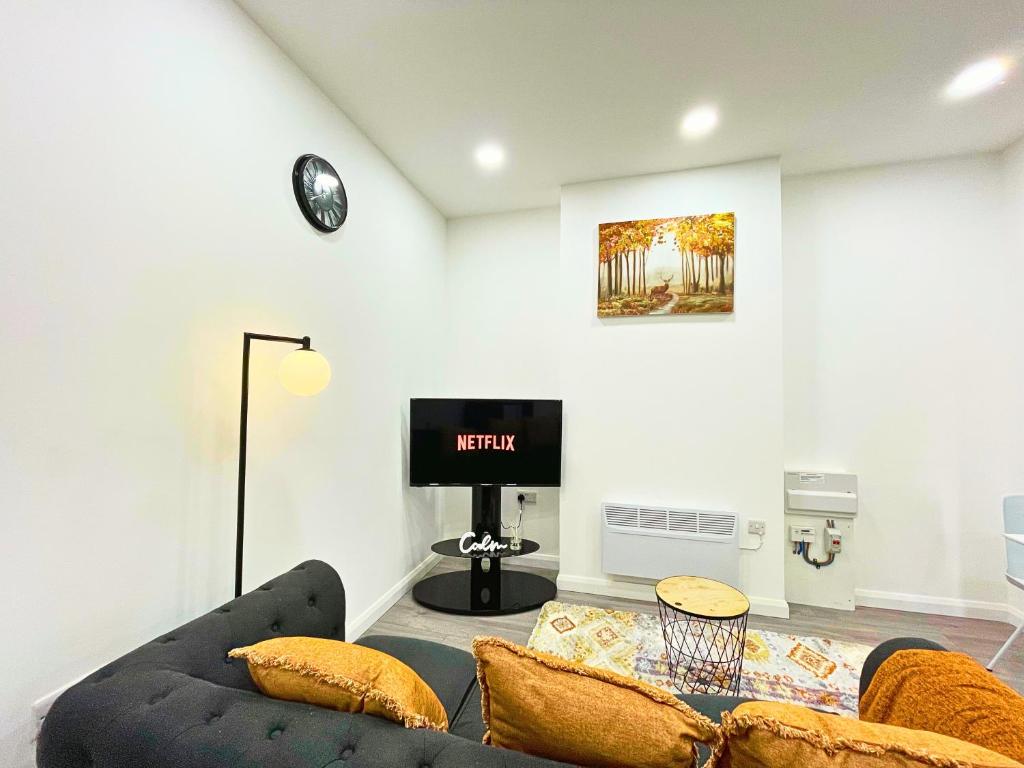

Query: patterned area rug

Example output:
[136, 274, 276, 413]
[527, 601, 872, 716]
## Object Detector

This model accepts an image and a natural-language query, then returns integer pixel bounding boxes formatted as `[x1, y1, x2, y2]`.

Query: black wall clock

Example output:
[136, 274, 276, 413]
[292, 154, 347, 232]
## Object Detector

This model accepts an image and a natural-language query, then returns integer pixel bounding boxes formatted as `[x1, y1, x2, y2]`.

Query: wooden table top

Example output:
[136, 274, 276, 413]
[655, 576, 750, 619]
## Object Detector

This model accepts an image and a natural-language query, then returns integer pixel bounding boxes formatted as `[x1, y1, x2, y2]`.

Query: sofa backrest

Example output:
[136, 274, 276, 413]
[89, 559, 346, 693]
[39, 560, 570, 768]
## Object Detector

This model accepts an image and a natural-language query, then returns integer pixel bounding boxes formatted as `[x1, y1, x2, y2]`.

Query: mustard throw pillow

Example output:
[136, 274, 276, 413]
[472, 636, 720, 768]
[719, 701, 1023, 768]
[229, 637, 448, 731]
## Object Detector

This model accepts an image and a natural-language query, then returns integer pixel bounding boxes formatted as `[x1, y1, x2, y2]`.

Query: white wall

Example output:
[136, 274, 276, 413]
[438, 150, 1024, 622]
[438, 152, 1023, 622]
[783, 153, 1020, 617]
[2, 7, 1021, 765]
[437, 150, 1024, 623]
[440, 209, 561, 557]
[557, 159, 788, 616]
[1000, 136, 1024, 618]
[0, 2, 445, 765]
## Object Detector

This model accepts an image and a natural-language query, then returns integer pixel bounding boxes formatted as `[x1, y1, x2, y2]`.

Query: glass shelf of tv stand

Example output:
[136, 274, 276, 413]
[431, 537, 540, 559]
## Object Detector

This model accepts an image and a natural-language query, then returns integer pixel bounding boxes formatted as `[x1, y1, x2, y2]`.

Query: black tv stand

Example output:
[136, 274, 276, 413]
[412, 486, 557, 615]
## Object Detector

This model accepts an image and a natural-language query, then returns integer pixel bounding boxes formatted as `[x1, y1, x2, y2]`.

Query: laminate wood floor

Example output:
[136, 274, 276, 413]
[365, 560, 1024, 693]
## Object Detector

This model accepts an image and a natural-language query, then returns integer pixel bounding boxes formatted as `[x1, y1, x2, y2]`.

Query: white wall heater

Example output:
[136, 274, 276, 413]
[601, 503, 739, 585]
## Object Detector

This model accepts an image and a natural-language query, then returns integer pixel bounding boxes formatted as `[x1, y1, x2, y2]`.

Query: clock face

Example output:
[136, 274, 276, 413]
[292, 154, 347, 232]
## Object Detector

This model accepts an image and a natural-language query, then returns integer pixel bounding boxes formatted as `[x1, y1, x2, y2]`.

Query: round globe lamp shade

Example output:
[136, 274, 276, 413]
[278, 349, 331, 397]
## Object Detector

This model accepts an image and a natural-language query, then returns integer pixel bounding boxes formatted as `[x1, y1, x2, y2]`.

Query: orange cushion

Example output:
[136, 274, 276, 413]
[860, 649, 1024, 763]
[472, 635, 720, 768]
[229, 637, 447, 731]
[720, 701, 1022, 768]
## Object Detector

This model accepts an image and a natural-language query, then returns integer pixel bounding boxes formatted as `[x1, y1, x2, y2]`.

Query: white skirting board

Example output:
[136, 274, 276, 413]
[510, 551, 560, 569]
[346, 553, 442, 640]
[343, 556, 1024, 636]
[556, 572, 791, 619]
[854, 588, 1024, 626]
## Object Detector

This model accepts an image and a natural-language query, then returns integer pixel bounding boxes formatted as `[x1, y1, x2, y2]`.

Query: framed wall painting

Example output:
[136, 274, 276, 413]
[597, 212, 735, 317]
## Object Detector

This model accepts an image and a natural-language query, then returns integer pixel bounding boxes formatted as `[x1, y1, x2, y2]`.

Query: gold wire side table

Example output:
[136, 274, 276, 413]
[655, 576, 750, 696]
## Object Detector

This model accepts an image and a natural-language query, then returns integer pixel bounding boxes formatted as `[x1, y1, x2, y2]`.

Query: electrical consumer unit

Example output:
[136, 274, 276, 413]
[826, 526, 843, 553]
[601, 502, 739, 585]
[785, 471, 858, 517]
[789, 525, 816, 544]
[784, 470, 858, 610]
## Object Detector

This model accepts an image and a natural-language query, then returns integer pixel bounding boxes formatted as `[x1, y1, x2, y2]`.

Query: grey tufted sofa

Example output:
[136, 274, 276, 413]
[36, 558, 943, 768]
[37, 560, 566, 768]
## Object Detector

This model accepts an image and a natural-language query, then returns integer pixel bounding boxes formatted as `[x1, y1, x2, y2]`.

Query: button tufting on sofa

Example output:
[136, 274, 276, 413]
[308, 595, 317, 607]
[271, 622, 281, 631]
[269, 727, 284, 740]
[37, 561, 568, 768]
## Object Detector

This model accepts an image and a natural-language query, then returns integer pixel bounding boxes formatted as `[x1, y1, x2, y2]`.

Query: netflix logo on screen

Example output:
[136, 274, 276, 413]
[409, 398, 562, 487]
[456, 434, 516, 452]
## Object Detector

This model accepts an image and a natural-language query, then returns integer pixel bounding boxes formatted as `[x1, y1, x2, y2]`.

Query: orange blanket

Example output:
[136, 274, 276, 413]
[860, 649, 1024, 763]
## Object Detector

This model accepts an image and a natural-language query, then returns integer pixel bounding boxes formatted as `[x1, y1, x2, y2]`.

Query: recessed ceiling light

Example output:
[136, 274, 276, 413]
[680, 106, 719, 139]
[474, 142, 506, 171]
[945, 57, 1013, 101]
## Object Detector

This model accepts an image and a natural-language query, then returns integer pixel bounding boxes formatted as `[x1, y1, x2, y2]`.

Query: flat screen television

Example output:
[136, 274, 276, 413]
[409, 398, 562, 487]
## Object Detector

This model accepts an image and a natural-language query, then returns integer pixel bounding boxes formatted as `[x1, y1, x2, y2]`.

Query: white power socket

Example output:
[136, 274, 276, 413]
[516, 490, 538, 504]
[747, 519, 766, 536]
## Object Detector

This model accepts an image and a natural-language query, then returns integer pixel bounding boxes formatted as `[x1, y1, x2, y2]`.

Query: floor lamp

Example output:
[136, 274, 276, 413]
[236, 332, 330, 597]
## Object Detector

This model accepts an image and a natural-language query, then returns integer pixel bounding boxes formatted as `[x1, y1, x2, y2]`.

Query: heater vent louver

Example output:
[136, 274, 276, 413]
[668, 509, 699, 534]
[603, 504, 639, 528]
[601, 502, 739, 584]
[602, 503, 736, 541]
[638, 507, 668, 531]
[700, 512, 737, 537]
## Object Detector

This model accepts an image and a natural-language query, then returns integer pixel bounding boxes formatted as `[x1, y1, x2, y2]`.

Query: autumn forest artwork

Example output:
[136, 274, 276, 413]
[598, 212, 735, 316]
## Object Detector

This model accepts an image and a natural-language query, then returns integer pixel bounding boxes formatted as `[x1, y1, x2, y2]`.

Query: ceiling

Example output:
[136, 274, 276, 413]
[236, 0, 1024, 217]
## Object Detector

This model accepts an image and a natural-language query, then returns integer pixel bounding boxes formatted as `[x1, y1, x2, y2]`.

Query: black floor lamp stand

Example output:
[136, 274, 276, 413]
[235, 332, 311, 598]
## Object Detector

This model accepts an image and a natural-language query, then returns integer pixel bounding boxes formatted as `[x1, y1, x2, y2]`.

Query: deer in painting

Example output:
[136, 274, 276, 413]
[650, 272, 673, 297]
